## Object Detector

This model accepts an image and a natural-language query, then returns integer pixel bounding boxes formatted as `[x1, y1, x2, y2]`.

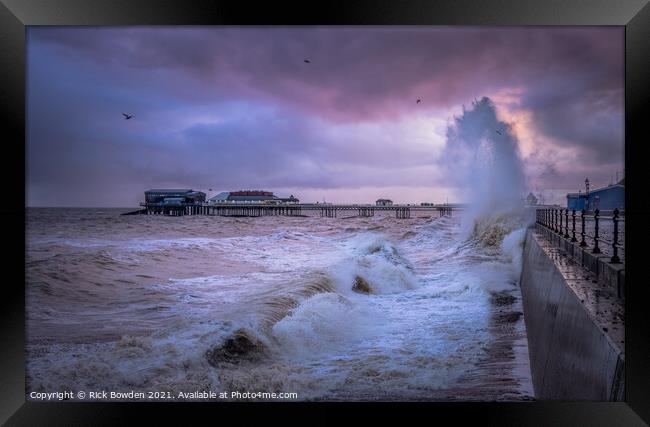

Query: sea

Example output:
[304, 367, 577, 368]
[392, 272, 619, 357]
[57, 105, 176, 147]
[26, 207, 534, 401]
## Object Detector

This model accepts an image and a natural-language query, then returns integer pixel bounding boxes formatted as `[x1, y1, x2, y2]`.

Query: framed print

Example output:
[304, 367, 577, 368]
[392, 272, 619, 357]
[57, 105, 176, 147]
[2, 0, 650, 424]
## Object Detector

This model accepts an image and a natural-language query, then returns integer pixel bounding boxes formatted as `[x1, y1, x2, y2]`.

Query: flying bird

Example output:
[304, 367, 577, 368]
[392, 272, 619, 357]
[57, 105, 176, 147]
[495, 129, 502, 135]
[416, 99, 422, 104]
[304, 59, 311, 63]
[122, 113, 134, 120]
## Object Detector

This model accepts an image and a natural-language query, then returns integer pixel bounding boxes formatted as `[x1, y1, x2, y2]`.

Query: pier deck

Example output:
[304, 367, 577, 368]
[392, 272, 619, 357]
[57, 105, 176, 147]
[132, 203, 458, 218]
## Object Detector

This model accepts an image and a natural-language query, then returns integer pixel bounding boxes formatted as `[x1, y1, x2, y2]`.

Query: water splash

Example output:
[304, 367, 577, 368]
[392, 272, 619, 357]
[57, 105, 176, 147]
[444, 97, 531, 245]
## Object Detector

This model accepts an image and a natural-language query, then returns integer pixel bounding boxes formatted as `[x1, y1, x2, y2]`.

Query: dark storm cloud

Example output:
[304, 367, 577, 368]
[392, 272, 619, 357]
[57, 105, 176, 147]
[27, 26, 623, 206]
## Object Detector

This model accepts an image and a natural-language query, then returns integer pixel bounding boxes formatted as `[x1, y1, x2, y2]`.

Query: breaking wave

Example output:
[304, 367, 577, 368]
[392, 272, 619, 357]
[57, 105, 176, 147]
[331, 233, 418, 295]
[27, 201, 533, 399]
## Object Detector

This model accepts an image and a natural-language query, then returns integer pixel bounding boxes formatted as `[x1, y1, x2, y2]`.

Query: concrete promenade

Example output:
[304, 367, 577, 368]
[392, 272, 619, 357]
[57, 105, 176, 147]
[519, 225, 625, 400]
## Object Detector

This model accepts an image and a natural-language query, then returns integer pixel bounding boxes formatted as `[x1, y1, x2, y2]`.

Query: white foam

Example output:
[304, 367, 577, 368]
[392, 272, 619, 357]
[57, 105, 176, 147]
[331, 233, 419, 295]
[271, 292, 386, 357]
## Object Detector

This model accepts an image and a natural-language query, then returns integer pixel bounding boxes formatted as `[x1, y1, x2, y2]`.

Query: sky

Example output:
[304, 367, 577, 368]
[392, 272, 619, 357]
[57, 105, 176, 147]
[26, 26, 624, 207]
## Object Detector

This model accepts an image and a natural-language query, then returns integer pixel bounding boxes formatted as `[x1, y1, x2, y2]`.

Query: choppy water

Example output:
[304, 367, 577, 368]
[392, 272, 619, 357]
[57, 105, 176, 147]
[26, 207, 533, 401]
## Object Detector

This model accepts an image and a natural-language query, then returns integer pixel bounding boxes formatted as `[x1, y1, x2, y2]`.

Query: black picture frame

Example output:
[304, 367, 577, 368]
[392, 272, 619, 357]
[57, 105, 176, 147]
[3, 0, 649, 424]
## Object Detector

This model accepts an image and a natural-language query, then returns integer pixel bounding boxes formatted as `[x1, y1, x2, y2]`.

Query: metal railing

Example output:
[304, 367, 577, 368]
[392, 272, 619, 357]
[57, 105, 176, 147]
[536, 207, 624, 264]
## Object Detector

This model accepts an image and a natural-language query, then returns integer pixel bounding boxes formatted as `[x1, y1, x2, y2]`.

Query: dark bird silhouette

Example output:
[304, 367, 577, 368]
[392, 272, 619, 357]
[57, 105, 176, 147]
[122, 113, 133, 120]
[304, 59, 311, 63]
[495, 129, 502, 135]
[416, 99, 422, 104]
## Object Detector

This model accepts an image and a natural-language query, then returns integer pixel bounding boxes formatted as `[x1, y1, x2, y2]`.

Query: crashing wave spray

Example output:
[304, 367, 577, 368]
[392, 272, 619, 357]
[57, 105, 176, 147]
[446, 97, 524, 218]
[444, 97, 532, 265]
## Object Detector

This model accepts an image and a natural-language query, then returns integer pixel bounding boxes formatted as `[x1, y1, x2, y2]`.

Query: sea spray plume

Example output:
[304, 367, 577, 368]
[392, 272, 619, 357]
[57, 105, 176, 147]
[443, 97, 529, 246]
[446, 97, 525, 215]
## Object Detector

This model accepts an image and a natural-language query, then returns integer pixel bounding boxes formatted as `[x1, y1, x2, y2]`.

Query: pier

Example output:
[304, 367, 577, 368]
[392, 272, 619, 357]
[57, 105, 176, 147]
[122, 188, 460, 219]
[128, 203, 458, 218]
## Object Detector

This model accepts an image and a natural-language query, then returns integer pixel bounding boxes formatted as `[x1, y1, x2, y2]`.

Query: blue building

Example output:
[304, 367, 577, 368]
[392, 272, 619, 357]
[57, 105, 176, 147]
[567, 179, 624, 211]
[144, 189, 206, 206]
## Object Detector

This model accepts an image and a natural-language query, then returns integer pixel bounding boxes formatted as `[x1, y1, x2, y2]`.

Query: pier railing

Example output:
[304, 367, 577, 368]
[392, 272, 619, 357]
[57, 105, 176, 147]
[536, 207, 624, 264]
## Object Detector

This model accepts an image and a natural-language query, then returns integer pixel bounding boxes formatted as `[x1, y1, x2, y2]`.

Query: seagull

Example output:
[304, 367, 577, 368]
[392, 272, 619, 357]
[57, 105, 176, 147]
[416, 99, 422, 104]
[304, 59, 311, 64]
[122, 113, 134, 120]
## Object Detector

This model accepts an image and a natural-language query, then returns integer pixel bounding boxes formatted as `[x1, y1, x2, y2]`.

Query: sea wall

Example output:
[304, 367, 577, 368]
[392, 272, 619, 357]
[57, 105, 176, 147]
[519, 227, 625, 401]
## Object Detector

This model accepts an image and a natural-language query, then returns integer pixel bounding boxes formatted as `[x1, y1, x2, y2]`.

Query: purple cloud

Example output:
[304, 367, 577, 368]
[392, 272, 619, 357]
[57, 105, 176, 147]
[27, 26, 623, 206]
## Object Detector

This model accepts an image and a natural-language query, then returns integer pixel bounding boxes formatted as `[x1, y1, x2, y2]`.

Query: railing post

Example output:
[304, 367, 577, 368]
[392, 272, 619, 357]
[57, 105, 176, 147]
[610, 208, 621, 263]
[564, 208, 570, 238]
[558, 208, 563, 235]
[551, 209, 557, 232]
[580, 209, 587, 247]
[592, 209, 601, 254]
[551, 208, 557, 233]
[571, 209, 577, 242]
[551, 209, 555, 232]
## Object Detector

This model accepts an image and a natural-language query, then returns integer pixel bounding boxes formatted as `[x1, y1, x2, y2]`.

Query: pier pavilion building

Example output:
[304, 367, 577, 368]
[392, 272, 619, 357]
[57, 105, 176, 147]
[208, 191, 299, 205]
[144, 189, 206, 206]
